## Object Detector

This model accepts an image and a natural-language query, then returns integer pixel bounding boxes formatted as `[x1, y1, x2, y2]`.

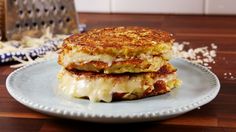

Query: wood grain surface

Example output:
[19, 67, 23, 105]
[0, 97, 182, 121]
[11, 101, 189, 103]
[0, 13, 236, 132]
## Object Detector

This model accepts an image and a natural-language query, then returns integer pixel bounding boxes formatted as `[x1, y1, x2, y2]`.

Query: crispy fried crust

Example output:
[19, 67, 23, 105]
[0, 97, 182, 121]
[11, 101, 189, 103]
[60, 26, 174, 57]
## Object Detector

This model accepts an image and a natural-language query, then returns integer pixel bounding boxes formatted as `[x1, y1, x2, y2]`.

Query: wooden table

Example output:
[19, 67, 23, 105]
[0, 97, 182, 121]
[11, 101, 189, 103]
[1, 13, 236, 131]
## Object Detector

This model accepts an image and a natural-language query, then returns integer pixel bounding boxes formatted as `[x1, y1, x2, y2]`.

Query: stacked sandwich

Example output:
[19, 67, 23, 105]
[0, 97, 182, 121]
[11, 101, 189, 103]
[57, 27, 181, 102]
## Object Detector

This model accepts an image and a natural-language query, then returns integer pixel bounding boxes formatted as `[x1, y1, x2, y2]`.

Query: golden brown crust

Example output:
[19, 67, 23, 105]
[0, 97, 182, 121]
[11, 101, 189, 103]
[65, 26, 173, 46]
[61, 26, 173, 57]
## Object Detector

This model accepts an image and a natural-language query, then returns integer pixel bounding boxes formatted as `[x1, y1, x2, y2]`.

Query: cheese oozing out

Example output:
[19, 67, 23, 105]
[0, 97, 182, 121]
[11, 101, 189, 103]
[57, 68, 179, 102]
[62, 50, 172, 68]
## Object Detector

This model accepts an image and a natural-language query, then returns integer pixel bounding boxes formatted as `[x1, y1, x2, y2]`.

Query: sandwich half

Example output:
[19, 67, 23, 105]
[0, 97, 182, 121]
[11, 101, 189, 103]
[58, 27, 174, 74]
[57, 63, 181, 102]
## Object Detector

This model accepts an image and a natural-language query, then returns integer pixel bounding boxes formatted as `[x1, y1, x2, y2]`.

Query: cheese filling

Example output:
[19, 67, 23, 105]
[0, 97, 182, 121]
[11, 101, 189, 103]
[57, 68, 178, 102]
[62, 50, 172, 67]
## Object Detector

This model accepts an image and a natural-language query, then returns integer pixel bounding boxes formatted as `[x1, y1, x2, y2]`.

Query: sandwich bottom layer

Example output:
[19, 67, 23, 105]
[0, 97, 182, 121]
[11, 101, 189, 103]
[57, 68, 181, 102]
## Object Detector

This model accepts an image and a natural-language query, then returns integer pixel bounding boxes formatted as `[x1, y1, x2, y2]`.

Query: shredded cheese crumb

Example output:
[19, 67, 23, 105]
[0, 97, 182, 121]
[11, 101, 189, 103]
[0, 27, 67, 53]
[0, 27, 68, 67]
[10, 52, 58, 68]
[223, 72, 236, 80]
[173, 41, 217, 69]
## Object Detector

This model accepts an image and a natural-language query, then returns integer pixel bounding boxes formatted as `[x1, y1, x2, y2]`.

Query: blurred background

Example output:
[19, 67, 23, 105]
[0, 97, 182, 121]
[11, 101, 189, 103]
[75, 0, 236, 15]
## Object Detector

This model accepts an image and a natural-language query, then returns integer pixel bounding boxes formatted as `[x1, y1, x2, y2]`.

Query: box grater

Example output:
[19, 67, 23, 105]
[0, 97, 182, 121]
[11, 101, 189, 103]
[0, 0, 79, 41]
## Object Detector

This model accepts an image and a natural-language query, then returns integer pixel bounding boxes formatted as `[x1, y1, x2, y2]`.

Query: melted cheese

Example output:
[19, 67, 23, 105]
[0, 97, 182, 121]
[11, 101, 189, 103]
[57, 68, 178, 102]
[63, 52, 115, 66]
[62, 50, 172, 67]
[58, 69, 143, 102]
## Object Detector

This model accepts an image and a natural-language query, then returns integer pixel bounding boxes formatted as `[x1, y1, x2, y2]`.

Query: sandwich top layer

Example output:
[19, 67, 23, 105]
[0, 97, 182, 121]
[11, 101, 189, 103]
[61, 26, 174, 57]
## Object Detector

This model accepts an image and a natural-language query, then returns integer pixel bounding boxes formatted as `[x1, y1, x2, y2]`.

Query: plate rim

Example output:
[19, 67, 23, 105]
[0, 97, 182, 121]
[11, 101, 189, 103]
[6, 58, 220, 122]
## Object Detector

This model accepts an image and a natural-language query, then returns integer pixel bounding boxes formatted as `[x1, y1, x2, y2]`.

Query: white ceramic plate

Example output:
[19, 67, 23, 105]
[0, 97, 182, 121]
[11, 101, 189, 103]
[6, 58, 220, 123]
